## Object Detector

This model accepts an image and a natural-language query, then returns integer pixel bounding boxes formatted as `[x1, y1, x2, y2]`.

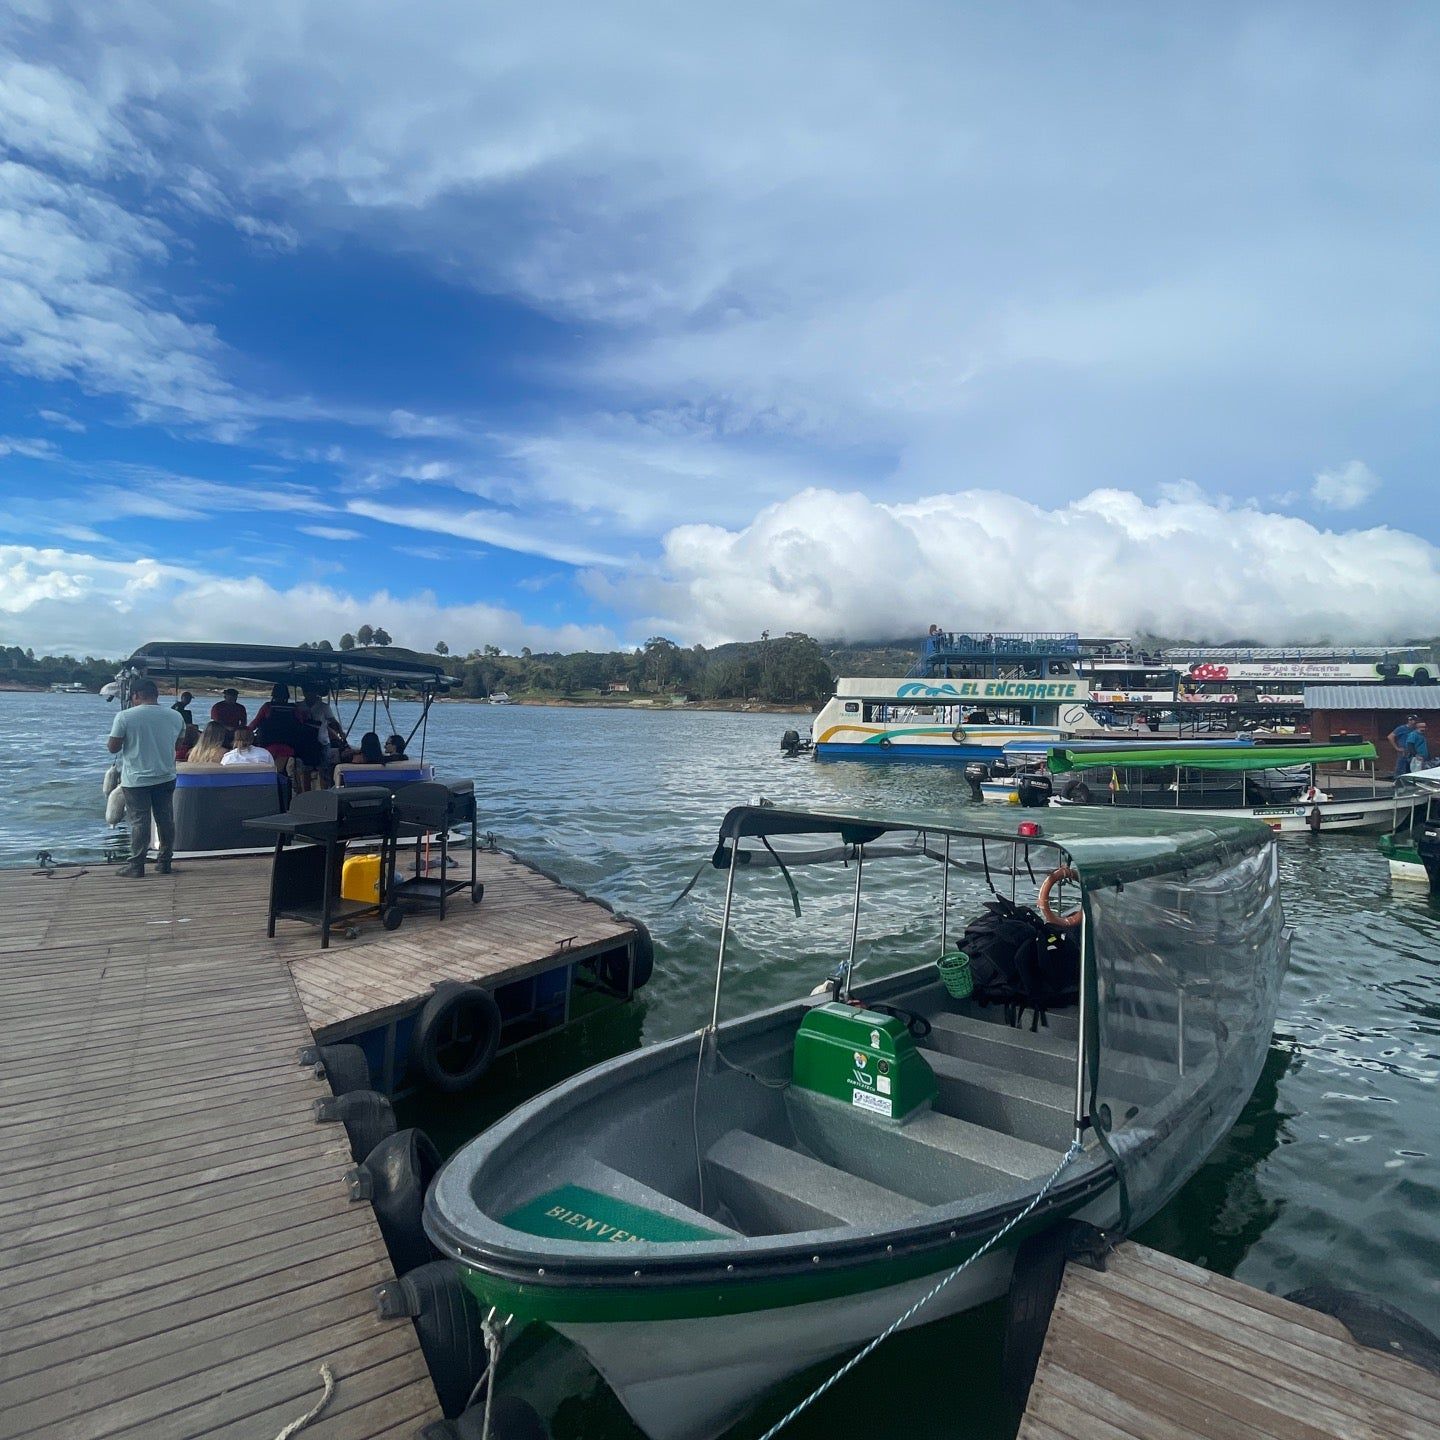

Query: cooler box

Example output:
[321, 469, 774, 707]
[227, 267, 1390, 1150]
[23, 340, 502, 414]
[341, 852, 385, 905]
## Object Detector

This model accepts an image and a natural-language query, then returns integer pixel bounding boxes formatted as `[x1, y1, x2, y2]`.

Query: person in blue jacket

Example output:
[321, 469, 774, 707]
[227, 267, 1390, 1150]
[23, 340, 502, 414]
[1389, 714, 1418, 780]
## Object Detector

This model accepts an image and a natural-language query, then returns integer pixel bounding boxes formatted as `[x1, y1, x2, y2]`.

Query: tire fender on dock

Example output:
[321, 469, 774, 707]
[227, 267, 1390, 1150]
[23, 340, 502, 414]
[411, 982, 502, 1093]
[345, 1127, 442, 1275]
[314, 1088, 397, 1161]
[374, 1259, 489, 1418]
[299, 1041, 371, 1095]
[601, 917, 655, 994]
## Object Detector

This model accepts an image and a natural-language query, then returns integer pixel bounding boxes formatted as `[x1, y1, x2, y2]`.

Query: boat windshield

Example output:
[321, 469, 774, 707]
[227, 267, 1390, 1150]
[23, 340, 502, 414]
[1084, 840, 1286, 1224]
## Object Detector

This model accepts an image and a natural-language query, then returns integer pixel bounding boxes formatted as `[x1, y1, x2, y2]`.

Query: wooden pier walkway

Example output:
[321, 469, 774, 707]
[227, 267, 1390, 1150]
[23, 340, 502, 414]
[1020, 1242, 1440, 1440]
[0, 847, 633, 1439]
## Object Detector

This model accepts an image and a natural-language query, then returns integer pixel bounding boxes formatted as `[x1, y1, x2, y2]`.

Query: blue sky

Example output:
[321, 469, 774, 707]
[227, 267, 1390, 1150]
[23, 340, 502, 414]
[2, 2, 1438, 657]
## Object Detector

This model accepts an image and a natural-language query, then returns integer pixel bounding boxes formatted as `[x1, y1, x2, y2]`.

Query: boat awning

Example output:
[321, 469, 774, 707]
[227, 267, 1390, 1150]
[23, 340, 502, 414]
[1000, 737, 1258, 757]
[1048, 742, 1375, 773]
[715, 803, 1275, 886]
[124, 641, 454, 689]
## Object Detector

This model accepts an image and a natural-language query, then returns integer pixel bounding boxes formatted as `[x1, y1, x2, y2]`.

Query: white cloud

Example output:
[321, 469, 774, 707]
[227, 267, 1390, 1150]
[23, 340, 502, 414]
[37, 408, 85, 432]
[0, 434, 59, 459]
[603, 485, 1440, 645]
[0, 543, 619, 657]
[0, 159, 244, 428]
[346, 498, 622, 568]
[1311, 460, 1380, 511]
[299, 524, 363, 541]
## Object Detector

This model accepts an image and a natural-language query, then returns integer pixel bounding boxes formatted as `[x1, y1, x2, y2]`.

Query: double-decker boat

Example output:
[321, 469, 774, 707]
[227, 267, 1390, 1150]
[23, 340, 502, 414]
[426, 801, 1291, 1440]
[808, 631, 1109, 763]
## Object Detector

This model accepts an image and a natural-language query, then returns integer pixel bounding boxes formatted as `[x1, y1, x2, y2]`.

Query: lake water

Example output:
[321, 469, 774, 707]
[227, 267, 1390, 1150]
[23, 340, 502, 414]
[6, 690, 1439, 1437]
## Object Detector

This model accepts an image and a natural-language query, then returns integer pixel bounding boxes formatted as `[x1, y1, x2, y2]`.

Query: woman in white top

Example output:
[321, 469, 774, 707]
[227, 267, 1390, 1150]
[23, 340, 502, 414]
[221, 726, 280, 767]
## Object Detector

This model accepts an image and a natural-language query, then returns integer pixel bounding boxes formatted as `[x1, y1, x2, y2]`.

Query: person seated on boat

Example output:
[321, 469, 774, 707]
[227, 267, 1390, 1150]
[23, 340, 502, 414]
[187, 721, 230, 764]
[210, 688, 247, 734]
[174, 723, 200, 762]
[220, 726, 278, 767]
[357, 731, 386, 765]
[1389, 714, 1419, 780]
[1406, 721, 1429, 772]
[964, 709, 990, 724]
[383, 733, 409, 761]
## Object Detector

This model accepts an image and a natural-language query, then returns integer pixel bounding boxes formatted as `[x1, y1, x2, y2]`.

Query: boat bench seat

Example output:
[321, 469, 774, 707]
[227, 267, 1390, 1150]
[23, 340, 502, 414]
[924, 1051, 1074, 1150]
[706, 1129, 925, 1235]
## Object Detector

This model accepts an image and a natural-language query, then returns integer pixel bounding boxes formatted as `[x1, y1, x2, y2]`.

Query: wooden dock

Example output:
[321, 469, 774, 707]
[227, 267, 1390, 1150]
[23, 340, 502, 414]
[0, 849, 636, 1439]
[1021, 1242, 1440, 1440]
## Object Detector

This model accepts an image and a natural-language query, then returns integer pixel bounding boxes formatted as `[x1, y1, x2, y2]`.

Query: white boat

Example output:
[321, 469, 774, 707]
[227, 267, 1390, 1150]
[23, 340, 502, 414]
[488, 692, 512, 705]
[427, 802, 1291, 1440]
[810, 631, 1109, 764]
[1378, 766, 1440, 883]
[49, 681, 87, 693]
[1045, 741, 1423, 835]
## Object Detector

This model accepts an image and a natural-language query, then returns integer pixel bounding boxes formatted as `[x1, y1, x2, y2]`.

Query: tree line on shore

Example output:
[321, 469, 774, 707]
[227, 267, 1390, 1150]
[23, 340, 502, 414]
[0, 631, 868, 704]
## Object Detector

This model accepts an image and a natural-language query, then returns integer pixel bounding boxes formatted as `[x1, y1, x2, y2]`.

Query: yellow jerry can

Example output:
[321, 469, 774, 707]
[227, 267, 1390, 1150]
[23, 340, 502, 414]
[341, 852, 384, 904]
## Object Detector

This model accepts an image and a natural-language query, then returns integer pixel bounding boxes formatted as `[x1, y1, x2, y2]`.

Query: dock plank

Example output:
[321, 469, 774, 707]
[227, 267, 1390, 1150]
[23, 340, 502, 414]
[1020, 1242, 1440, 1440]
[0, 860, 442, 1439]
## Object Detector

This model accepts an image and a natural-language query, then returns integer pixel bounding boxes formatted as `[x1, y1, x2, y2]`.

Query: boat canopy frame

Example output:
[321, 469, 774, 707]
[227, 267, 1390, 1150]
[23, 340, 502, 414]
[701, 803, 1280, 1162]
[118, 641, 455, 758]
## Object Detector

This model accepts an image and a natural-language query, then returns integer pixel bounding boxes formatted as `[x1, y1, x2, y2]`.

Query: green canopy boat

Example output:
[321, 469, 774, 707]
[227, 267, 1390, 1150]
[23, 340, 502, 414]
[426, 803, 1291, 1439]
[1044, 741, 1422, 834]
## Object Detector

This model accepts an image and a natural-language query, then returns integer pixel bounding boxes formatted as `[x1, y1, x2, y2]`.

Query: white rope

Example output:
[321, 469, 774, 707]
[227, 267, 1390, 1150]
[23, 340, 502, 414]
[272, 1363, 335, 1440]
[754, 1137, 1084, 1440]
[466, 1307, 509, 1440]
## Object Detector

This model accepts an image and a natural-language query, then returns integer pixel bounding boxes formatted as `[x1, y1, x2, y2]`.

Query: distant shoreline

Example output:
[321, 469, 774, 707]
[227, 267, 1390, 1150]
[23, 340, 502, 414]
[440, 697, 812, 715]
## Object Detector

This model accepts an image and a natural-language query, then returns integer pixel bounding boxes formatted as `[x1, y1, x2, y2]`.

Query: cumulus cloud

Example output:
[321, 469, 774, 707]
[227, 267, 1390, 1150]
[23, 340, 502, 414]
[602, 486, 1440, 645]
[0, 544, 619, 657]
[1311, 460, 1380, 511]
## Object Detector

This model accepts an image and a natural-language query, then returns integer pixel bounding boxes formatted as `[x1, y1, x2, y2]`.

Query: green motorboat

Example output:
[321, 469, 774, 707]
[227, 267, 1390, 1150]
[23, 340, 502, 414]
[426, 803, 1290, 1440]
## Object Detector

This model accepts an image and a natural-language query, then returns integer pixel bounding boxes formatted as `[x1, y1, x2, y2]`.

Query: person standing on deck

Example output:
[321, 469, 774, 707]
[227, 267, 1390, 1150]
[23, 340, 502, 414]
[1389, 714, 1419, 780]
[107, 678, 184, 878]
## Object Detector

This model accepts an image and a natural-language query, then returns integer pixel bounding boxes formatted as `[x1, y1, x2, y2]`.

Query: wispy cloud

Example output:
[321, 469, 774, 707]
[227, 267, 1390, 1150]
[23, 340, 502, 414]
[299, 524, 363, 541]
[346, 498, 622, 568]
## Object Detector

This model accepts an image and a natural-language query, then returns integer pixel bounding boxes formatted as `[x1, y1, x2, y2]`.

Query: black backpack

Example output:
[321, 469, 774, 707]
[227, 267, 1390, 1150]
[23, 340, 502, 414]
[959, 897, 1080, 1031]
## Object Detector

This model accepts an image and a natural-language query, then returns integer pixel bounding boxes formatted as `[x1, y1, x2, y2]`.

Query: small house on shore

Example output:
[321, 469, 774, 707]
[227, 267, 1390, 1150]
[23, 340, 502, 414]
[1303, 685, 1440, 747]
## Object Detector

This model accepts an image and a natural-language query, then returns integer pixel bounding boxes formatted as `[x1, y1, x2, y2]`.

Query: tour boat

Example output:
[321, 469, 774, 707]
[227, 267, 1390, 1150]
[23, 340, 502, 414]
[809, 631, 1110, 764]
[105, 641, 452, 857]
[1044, 741, 1423, 834]
[426, 802, 1290, 1440]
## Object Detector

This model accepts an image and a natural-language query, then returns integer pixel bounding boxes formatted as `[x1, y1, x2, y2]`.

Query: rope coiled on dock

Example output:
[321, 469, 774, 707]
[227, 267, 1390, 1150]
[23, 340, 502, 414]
[272, 1363, 335, 1439]
[753, 1138, 1084, 1440]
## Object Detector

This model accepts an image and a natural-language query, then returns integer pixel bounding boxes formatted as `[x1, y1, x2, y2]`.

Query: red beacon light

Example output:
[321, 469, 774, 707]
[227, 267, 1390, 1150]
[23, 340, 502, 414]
[1016, 820, 1042, 838]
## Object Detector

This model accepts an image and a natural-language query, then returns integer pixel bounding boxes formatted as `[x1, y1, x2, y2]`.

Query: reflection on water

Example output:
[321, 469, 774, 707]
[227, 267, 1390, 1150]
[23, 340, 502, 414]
[5, 691, 1439, 1436]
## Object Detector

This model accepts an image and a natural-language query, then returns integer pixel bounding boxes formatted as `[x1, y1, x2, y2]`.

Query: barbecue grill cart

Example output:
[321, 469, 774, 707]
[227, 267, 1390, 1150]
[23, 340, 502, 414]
[245, 787, 401, 948]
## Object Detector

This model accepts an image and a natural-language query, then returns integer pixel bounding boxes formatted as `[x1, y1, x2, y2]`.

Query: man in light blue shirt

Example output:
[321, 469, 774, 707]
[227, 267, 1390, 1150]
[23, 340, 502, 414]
[107, 677, 185, 877]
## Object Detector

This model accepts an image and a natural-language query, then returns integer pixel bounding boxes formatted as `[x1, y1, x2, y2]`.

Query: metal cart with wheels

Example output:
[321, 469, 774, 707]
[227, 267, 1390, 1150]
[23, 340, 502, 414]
[389, 778, 482, 921]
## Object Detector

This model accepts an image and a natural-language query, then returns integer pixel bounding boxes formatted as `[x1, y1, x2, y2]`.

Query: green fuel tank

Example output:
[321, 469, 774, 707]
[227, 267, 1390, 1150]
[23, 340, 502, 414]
[791, 1002, 937, 1123]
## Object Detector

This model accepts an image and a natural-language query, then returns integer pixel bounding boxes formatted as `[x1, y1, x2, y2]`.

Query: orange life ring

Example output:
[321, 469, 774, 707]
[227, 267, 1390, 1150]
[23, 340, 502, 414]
[1038, 865, 1083, 929]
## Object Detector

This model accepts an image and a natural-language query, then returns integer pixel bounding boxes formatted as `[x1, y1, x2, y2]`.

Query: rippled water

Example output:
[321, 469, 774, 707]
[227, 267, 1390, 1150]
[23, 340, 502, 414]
[8, 691, 1439, 1436]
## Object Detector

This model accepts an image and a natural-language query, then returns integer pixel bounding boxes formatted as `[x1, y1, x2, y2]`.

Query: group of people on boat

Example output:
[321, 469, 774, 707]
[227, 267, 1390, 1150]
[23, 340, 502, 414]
[171, 682, 410, 790]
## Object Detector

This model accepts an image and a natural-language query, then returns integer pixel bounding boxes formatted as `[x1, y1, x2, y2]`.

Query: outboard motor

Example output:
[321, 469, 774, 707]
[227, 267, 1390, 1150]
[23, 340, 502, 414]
[1418, 819, 1440, 898]
[780, 729, 804, 758]
[1016, 772, 1054, 809]
[963, 761, 989, 803]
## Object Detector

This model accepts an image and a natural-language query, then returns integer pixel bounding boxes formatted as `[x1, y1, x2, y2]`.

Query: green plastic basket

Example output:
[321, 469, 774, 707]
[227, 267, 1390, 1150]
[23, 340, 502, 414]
[936, 949, 973, 1000]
